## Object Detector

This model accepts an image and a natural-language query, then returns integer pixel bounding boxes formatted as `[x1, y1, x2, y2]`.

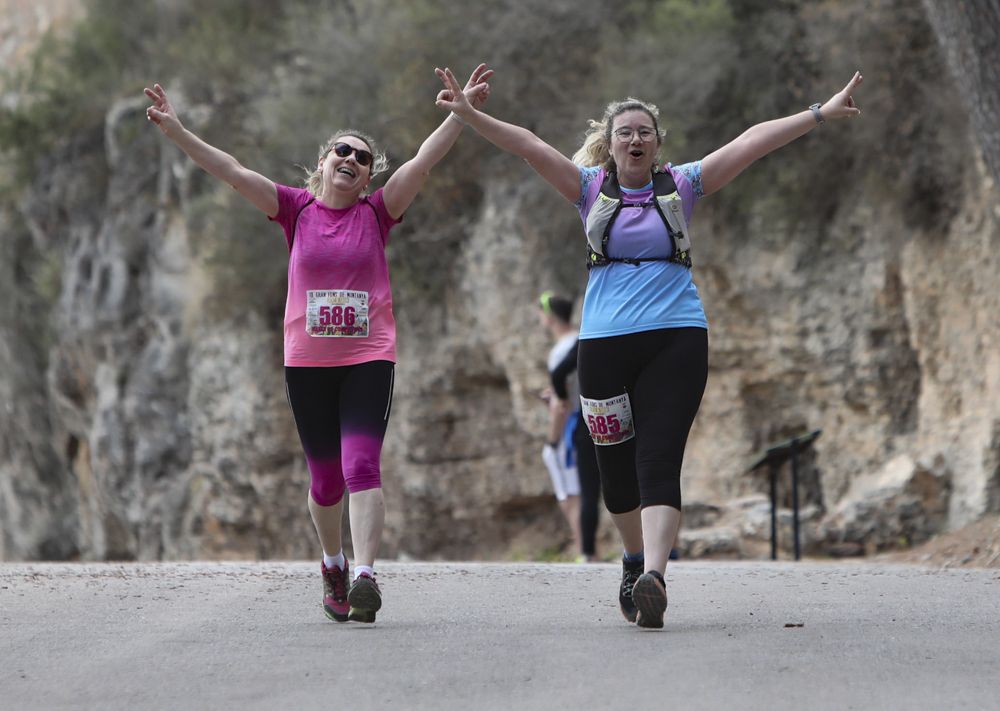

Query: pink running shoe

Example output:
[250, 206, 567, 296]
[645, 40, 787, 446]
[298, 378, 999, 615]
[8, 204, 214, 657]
[347, 571, 382, 623]
[321, 561, 350, 622]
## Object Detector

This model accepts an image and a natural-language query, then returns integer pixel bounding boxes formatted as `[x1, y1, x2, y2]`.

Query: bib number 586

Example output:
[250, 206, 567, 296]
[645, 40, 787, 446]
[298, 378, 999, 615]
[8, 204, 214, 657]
[317, 305, 356, 326]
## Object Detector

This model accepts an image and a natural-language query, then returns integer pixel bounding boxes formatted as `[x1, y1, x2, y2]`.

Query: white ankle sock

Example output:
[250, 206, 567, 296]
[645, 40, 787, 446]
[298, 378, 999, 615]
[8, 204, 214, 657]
[354, 565, 374, 580]
[323, 550, 346, 570]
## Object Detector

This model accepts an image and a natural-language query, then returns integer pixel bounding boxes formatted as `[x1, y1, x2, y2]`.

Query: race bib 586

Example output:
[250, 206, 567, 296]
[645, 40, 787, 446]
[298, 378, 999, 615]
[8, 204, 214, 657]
[305, 289, 369, 338]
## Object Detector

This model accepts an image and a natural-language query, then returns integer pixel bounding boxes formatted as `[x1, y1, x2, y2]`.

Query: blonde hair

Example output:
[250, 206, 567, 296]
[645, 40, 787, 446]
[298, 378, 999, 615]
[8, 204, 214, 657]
[571, 98, 664, 171]
[304, 130, 390, 197]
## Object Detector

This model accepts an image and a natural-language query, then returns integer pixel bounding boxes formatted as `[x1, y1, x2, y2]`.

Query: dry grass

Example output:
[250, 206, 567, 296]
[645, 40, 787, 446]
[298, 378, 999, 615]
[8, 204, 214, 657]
[876, 514, 1000, 569]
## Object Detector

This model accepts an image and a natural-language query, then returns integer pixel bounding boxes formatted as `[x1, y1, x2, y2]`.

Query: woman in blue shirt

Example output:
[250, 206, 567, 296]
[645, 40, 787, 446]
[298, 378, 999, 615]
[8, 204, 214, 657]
[436, 67, 863, 629]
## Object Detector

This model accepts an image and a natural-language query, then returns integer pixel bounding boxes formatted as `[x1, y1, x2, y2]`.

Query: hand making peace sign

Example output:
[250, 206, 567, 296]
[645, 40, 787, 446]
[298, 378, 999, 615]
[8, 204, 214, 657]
[435, 66, 478, 121]
[144, 83, 183, 137]
[462, 63, 494, 111]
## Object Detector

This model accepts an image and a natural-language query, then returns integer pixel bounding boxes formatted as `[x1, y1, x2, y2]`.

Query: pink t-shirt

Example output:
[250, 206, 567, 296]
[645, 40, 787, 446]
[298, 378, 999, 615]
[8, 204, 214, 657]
[270, 184, 400, 367]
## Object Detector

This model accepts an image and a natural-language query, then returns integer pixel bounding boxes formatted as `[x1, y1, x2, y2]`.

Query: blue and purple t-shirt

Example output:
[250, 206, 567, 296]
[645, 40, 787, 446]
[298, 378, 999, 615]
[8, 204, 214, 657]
[575, 162, 708, 339]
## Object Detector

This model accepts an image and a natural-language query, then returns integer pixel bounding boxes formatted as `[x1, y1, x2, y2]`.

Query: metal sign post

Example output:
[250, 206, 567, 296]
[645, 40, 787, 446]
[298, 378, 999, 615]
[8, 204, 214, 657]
[749, 429, 822, 561]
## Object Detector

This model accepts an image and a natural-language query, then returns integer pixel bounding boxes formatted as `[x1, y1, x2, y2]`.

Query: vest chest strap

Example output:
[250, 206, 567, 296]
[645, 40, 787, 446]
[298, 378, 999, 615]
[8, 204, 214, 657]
[583, 169, 692, 270]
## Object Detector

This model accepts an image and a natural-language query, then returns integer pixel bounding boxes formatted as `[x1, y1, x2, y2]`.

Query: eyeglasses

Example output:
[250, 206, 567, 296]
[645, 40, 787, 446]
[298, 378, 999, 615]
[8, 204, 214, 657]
[332, 142, 373, 167]
[612, 127, 658, 143]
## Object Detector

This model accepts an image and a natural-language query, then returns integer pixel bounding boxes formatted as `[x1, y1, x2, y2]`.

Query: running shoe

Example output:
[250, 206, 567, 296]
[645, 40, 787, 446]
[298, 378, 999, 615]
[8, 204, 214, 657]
[347, 571, 382, 623]
[321, 561, 350, 623]
[632, 570, 668, 629]
[619, 557, 644, 622]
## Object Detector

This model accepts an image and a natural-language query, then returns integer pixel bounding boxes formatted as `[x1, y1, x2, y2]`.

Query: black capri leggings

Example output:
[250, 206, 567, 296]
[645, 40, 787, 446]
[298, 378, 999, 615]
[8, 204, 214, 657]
[577, 327, 708, 513]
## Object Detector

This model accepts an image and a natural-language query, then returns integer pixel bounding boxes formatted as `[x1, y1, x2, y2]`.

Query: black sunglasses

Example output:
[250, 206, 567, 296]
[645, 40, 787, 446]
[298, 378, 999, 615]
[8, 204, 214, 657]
[332, 142, 373, 167]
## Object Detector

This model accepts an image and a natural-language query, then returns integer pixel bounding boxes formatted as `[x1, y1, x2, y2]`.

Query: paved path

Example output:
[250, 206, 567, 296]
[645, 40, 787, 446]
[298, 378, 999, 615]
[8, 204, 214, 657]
[2, 561, 998, 710]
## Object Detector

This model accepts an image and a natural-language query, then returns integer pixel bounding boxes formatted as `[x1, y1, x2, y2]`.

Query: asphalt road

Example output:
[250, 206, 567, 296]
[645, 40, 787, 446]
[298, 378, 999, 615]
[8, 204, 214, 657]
[2, 561, 998, 710]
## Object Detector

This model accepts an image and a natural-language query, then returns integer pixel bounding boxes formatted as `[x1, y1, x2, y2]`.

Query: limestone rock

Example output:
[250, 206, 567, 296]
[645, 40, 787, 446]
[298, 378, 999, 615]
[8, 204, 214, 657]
[820, 454, 952, 553]
[676, 527, 742, 559]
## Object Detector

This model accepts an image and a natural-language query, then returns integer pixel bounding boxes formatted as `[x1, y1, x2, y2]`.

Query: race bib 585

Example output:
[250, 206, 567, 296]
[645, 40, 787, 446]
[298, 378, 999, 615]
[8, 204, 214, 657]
[580, 393, 635, 446]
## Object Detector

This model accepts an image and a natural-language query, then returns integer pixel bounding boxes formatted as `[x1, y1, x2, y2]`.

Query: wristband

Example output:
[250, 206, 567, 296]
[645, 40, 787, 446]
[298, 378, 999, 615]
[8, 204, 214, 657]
[809, 103, 825, 124]
[449, 112, 467, 126]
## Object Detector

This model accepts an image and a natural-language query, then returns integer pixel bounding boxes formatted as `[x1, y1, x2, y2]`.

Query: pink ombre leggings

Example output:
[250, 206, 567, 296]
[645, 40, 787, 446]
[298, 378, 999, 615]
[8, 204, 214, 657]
[284, 361, 394, 506]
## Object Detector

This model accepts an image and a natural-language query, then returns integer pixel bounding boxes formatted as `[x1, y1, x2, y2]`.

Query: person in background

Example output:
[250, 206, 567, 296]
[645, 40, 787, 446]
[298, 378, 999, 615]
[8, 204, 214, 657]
[539, 291, 601, 562]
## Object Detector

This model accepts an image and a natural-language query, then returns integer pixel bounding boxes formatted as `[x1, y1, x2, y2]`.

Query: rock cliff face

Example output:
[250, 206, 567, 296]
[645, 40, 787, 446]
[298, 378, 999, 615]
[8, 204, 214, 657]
[1, 0, 998, 561]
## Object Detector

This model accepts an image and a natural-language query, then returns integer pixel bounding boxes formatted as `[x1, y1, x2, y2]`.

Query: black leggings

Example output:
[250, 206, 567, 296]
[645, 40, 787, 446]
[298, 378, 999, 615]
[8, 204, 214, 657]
[572, 415, 601, 556]
[577, 328, 708, 513]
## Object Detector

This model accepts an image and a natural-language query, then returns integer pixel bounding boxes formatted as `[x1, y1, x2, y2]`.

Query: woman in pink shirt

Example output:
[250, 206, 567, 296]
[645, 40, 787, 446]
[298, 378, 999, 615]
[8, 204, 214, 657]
[144, 64, 493, 624]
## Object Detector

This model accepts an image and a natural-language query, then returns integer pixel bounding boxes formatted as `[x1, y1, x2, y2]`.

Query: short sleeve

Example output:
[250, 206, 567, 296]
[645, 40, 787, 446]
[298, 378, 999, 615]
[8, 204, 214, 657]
[574, 165, 602, 211]
[672, 161, 704, 199]
[269, 183, 315, 250]
[549, 341, 579, 400]
[364, 188, 402, 246]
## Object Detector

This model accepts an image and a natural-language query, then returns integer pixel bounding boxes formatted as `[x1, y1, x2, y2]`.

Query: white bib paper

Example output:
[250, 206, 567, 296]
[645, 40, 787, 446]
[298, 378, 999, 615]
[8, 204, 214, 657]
[305, 289, 369, 338]
[579, 393, 635, 446]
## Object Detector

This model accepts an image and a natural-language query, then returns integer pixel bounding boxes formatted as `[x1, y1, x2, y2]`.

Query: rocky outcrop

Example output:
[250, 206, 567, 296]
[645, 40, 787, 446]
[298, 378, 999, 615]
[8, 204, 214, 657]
[820, 454, 951, 555]
[1, 0, 998, 561]
[676, 452, 952, 561]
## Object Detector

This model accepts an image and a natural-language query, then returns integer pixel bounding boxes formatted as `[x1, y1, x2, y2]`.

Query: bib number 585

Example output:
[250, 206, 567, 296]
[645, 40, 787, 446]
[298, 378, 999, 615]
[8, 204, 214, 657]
[586, 413, 621, 435]
[580, 393, 635, 446]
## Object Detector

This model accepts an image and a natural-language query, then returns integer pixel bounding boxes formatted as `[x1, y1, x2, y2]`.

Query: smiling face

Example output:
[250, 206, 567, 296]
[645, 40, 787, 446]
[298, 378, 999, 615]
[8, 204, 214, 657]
[320, 134, 373, 199]
[608, 109, 660, 185]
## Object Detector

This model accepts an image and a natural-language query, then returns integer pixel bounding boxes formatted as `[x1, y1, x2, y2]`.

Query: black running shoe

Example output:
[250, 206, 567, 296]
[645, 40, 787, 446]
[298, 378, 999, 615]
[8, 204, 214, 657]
[633, 570, 668, 629]
[347, 572, 382, 623]
[619, 557, 644, 622]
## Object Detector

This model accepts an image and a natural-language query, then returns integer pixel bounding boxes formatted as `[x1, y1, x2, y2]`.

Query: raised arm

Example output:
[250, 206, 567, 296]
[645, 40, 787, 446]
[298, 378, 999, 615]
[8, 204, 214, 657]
[144, 84, 278, 217]
[435, 67, 581, 204]
[382, 64, 494, 220]
[700, 71, 864, 196]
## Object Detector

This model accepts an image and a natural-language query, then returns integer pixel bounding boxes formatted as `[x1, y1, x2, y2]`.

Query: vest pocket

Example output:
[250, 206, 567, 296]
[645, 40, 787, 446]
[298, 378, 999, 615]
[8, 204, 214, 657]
[656, 192, 691, 252]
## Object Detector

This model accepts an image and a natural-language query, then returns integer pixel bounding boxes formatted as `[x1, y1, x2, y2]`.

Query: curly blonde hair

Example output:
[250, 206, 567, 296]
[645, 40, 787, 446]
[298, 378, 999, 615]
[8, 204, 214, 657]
[304, 130, 390, 197]
[571, 98, 664, 171]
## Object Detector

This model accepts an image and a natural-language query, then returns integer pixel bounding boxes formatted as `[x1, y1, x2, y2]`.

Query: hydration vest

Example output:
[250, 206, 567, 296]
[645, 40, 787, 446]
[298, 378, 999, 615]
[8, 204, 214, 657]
[584, 169, 692, 269]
